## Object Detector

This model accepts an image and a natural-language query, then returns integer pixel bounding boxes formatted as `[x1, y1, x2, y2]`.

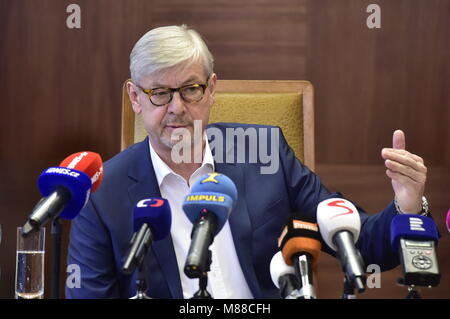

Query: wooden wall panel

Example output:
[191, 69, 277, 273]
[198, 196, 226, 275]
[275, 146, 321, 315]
[149, 0, 311, 81]
[309, 0, 450, 165]
[0, 0, 448, 299]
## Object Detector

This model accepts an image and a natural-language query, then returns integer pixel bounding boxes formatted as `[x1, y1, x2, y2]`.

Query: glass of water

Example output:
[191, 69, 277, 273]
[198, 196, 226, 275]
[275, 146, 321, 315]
[15, 227, 45, 299]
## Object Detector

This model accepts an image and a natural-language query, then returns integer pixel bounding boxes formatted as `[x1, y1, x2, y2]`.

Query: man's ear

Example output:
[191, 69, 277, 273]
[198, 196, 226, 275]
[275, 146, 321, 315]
[127, 81, 142, 114]
[208, 73, 218, 105]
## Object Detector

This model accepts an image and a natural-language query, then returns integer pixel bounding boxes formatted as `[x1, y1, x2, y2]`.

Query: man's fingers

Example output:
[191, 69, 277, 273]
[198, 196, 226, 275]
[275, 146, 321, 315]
[411, 153, 424, 164]
[382, 148, 424, 164]
[385, 169, 422, 186]
[385, 160, 427, 184]
[393, 129, 406, 150]
[382, 149, 427, 174]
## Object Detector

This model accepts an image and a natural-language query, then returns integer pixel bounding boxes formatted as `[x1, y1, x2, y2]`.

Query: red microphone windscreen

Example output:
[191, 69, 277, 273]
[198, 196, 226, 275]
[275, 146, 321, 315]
[278, 215, 321, 268]
[60, 151, 104, 193]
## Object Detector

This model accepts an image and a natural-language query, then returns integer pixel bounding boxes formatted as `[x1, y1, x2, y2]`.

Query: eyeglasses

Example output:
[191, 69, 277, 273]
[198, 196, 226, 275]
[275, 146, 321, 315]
[138, 80, 209, 107]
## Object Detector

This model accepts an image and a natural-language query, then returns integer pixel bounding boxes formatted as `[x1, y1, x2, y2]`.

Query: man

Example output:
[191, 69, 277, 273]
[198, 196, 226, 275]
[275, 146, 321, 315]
[66, 25, 428, 298]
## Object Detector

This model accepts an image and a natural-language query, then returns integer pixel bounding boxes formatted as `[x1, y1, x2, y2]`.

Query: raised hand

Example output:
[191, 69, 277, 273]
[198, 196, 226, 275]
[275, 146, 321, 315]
[381, 130, 426, 214]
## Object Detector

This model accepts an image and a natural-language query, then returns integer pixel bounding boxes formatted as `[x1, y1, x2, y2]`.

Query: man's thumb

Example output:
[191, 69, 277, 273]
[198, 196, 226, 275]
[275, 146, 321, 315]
[393, 129, 406, 150]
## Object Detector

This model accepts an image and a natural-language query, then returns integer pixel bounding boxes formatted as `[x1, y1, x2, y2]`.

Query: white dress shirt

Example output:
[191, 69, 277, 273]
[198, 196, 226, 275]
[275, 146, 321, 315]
[148, 138, 253, 299]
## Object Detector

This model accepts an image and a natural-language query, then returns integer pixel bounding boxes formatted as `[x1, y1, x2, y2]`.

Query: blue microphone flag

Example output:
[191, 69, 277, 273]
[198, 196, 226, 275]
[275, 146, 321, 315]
[390, 214, 439, 252]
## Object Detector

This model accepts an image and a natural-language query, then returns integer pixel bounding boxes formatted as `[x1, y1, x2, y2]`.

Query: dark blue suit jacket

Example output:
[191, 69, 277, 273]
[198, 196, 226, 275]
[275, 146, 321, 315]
[66, 123, 400, 299]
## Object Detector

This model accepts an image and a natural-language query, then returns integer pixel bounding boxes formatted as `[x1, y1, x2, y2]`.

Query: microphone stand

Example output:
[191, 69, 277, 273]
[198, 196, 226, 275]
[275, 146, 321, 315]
[191, 249, 213, 299]
[293, 254, 316, 299]
[406, 286, 422, 299]
[51, 217, 62, 299]
[192, 273, 212, 299]
[342, 277, 357, 299]
[341, 250, 366, 299]
[123, 226, 153, 299]
[397, 278, 422, 299]
[130, 263, 151, 299]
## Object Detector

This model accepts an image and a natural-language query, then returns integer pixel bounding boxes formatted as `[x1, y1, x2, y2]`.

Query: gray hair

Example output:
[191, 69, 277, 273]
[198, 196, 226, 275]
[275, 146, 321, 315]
[130, 25, 214, 85]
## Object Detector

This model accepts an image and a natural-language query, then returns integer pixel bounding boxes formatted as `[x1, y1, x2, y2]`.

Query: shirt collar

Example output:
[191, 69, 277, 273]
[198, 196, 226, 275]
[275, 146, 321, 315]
[149, 135, 215, 187]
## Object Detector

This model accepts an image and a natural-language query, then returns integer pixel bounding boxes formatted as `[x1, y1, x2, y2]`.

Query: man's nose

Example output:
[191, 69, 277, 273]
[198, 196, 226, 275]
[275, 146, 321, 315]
[167, 91, 186, 115]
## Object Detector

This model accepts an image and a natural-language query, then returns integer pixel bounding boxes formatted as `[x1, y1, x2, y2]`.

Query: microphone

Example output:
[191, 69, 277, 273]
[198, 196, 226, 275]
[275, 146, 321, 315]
[22, 151, 103, 237]
[122, 198, 171, 274]
[59, 151, 103, 193]
[270, 251, 301, 299]
[182, 172, 237, 278]
[278, 214, 321, 299]
[390, 214, 440, 287]
[316, 198, 366, 292]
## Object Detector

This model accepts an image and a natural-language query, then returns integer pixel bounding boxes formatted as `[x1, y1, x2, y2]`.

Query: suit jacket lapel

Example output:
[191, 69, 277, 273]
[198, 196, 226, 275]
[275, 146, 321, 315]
[127, 138, 183, 299]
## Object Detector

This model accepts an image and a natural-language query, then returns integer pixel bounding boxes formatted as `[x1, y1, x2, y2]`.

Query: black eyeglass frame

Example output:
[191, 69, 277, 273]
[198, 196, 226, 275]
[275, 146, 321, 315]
[137, 78, 210, 107]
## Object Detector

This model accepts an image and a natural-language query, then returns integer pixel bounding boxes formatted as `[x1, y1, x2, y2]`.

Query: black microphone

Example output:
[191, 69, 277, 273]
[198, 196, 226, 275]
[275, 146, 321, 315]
[122, 198, 171, 275]
[182, 172, 237, 278]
